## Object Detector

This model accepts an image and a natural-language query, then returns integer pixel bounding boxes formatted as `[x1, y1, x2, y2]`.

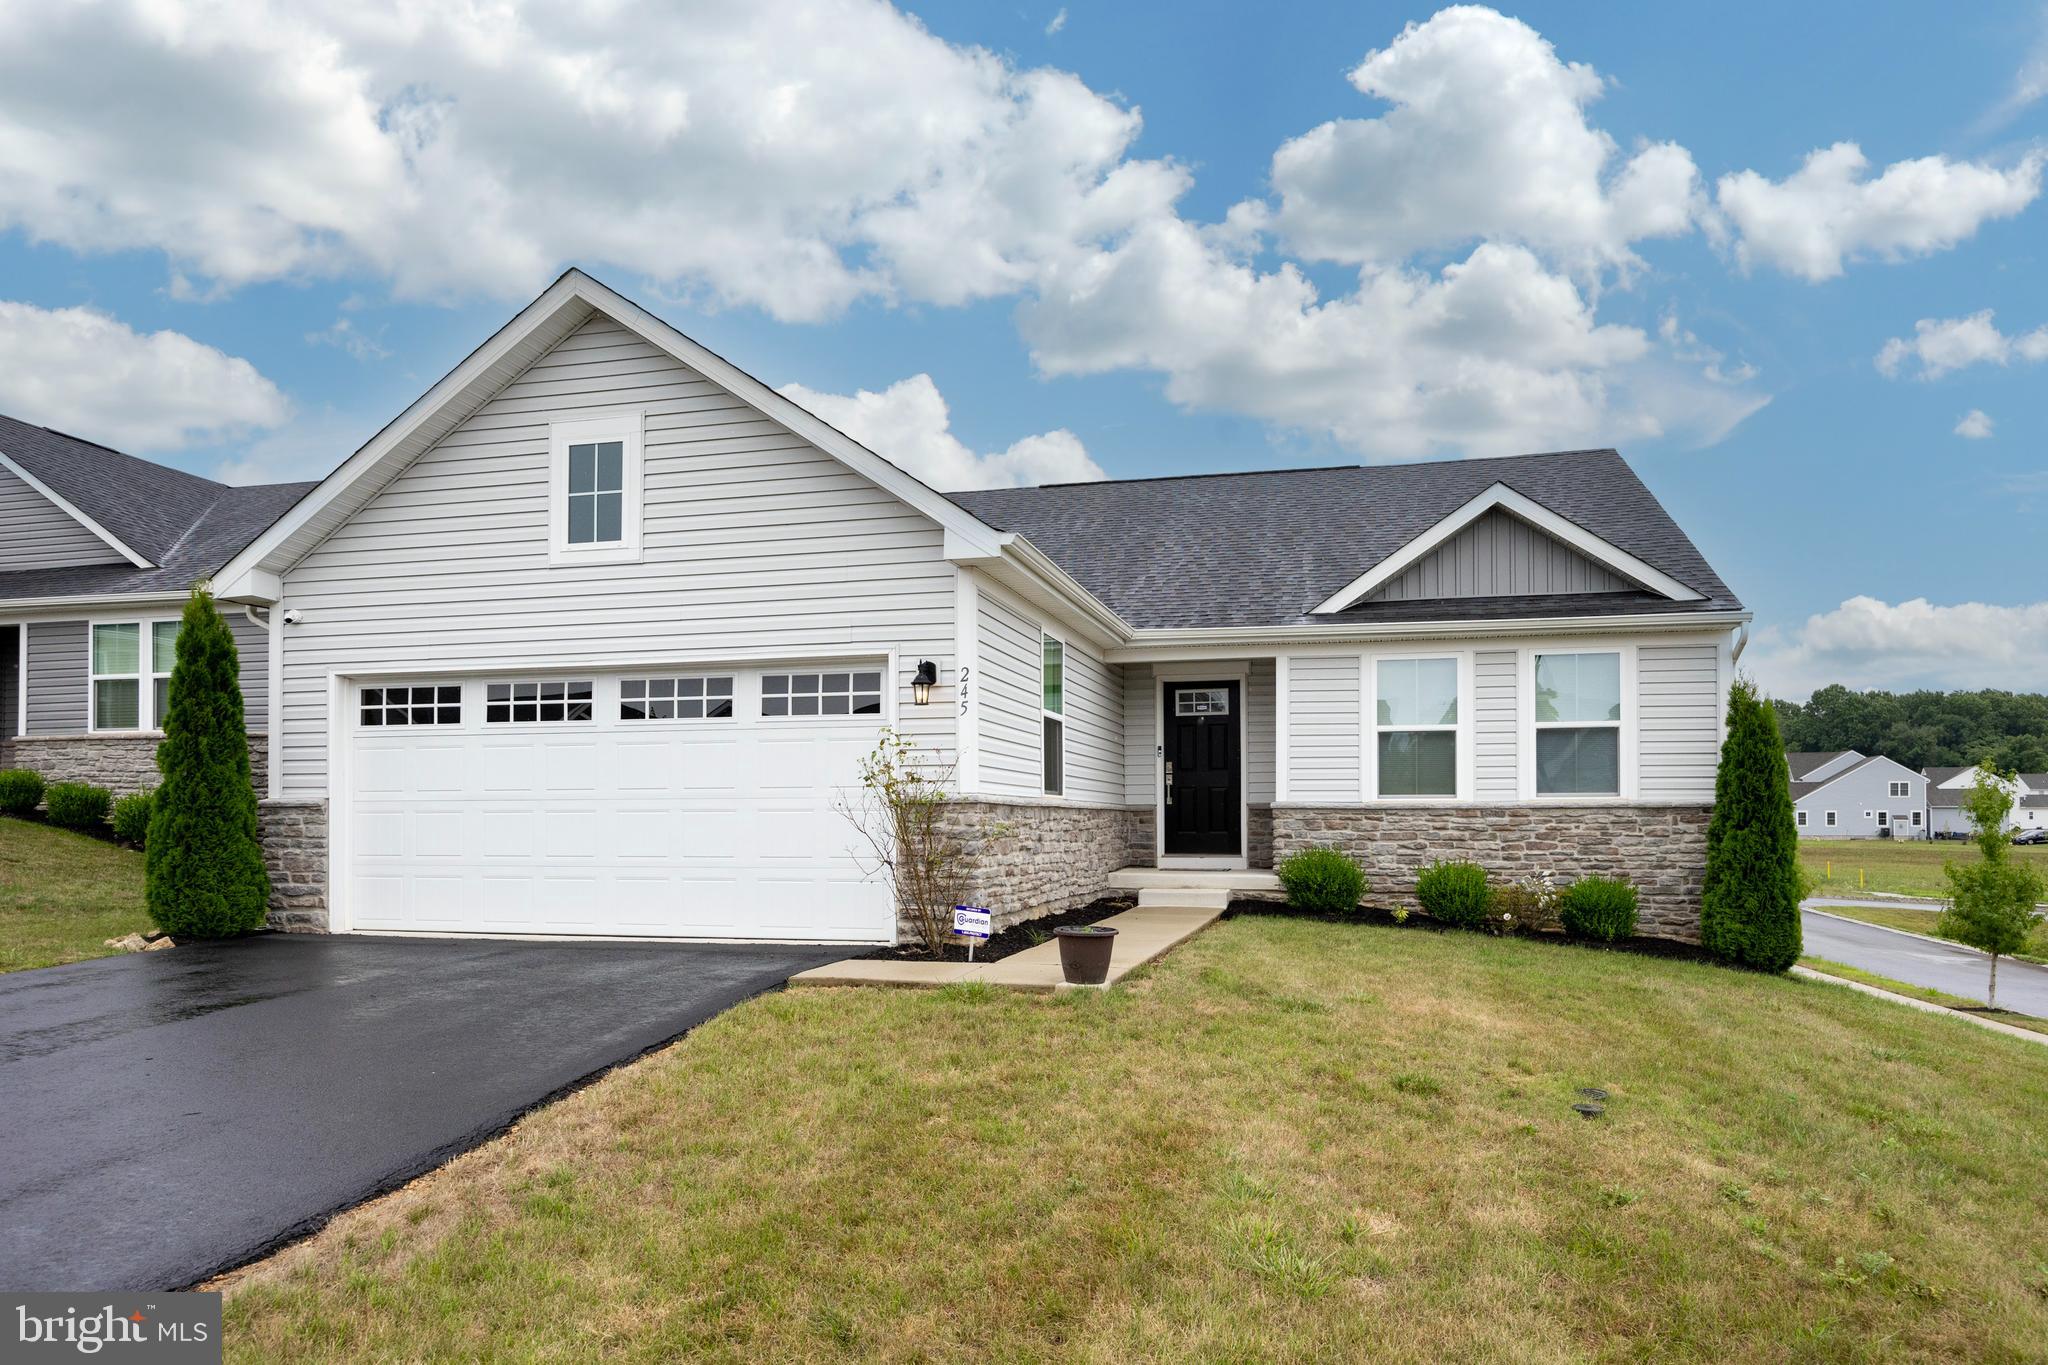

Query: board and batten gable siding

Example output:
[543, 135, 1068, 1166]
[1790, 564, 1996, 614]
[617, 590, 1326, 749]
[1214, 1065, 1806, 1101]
[1636, 640, 1720, 801]
[1284, 654, 1362, 802]
[25, 620, 86, 733]
[1472, 648, 1518, 801]
[974, 582, 1123, 803]
[1365, 508, 1630, 602]
[274, 313, 958, 794]
[0, 465, 125, 570]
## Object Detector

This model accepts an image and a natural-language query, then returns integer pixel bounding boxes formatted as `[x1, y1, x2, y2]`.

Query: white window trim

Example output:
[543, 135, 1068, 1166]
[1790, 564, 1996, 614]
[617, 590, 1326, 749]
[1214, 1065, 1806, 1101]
[1515, 642, 1636, 801]
[1362, 648, 1473, 803]
[1911, 810, 1922, 827]
[547, 408, 645, 566]
[1796, 809, 1808, 827]
[1041, 628, 1066, 797]
[1825, 810, 1837, 827]
[87, 616, 180, 734]
[1877, 810, 1889, 828]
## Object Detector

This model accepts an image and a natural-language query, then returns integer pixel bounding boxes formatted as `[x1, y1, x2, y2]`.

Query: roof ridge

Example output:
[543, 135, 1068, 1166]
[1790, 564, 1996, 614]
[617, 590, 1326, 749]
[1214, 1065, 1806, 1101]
[966, 446, 1623, 495]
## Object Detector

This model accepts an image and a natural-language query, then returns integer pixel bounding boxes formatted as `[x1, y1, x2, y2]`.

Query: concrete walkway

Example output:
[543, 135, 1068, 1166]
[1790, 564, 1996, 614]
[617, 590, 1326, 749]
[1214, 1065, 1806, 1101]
[1802, 906, 2048, 1017]
[791, 904, 1223, 992]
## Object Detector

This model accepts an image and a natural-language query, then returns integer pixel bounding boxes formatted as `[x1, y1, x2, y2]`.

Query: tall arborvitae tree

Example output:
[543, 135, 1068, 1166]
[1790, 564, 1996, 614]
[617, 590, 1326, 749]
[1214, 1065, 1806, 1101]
[1701, 678, 1802, 972]
[146, 585, 270, 937]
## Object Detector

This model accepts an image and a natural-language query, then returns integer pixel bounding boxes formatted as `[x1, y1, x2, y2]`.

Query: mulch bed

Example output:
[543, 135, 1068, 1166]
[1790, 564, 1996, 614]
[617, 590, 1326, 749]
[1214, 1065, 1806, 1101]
[858, 895, 1136, 964]
[1223, 898, 1723, 966]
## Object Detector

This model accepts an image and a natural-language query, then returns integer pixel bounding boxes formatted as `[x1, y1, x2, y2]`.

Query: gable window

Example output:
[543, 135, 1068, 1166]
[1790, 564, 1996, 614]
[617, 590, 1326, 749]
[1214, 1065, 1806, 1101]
[486, 680, 593, 724]
[361, 685, 461, 727]
[1887, 780, 1909, 798]
[1532, 651, 1622, 795]
[91, 620, 177, 731]
[761, 671, 882, 717]
[549, 412, 643, 564]
[1042, 634, 1065, 796]
[1375, 656, 1459, 798]
[621, 676, 734, 720]
[1796, 809, 1808, 828]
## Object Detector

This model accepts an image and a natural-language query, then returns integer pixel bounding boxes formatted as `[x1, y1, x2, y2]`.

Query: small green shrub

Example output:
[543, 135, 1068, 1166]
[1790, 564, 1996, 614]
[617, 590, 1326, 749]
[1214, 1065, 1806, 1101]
[1560, 876, 1639, 942]
[0, 768, 44, 817]
[1278, 846, 1367, 914]
[43, 782, 112, 832]
[112, 788, 157, 847]
[1415, 860, 1490, 929]
[1488, 873, 1561, 935]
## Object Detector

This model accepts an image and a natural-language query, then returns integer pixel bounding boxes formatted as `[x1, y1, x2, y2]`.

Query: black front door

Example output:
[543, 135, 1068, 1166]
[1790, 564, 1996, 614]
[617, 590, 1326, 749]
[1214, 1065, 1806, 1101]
[1163, 680, 1241, 857]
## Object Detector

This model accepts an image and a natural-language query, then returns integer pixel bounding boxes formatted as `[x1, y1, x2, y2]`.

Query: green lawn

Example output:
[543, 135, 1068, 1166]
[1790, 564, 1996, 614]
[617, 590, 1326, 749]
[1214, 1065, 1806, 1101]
[1801, 836, 2048, 900]
[0, 816, 149, 972]
[219, 916, 2048, 1363]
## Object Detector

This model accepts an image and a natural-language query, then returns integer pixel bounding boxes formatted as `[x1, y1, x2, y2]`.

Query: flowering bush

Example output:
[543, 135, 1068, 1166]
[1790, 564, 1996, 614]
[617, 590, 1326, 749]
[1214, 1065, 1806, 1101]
[1487, 871, 1562, 936]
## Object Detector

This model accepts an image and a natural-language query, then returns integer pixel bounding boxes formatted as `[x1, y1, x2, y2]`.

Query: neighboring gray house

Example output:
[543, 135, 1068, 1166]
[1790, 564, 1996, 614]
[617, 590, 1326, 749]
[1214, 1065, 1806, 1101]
[6, 270, 1751, 944]
[1924, 766, 2048, 837]
[1787, 751, 1927, 838]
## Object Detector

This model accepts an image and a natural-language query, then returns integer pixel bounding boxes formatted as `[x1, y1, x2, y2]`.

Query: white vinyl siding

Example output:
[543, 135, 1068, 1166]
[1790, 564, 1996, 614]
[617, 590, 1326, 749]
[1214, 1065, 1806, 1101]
[975, 590, 1041, 798]
[1122, 660, 1274, 806]
[1363, 507, 1629, 602]
[0, 464, 125, 570]
[1246, 659, 1275, 803]
[1059, 634, 1122, 804]
[1285, 654, 1362, 802]
[275, 314, 955, 794]
[25, 620, 87, 734]
[227, 610, 270, 733]
[1473, 648, 1518, 801]
[1636, 641, 1720, 801]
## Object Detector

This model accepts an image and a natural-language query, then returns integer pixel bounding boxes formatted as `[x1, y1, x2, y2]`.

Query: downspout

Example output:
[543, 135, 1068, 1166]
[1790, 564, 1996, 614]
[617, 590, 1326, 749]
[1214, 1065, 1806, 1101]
[243, 604, 284, 800]
[1731, 622, 1749, 665]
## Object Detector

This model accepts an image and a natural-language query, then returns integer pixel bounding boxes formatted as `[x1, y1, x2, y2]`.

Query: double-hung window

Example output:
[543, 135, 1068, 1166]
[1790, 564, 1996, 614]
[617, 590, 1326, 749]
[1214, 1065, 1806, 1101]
[91, 620, 177, 731]
[1042, 635, 1065, 796]
[549, 412, 643, 564]
[1374, 656, 1459, 798]
[1887, 780, 1909, 798]
[1532, 651, 1623, 795]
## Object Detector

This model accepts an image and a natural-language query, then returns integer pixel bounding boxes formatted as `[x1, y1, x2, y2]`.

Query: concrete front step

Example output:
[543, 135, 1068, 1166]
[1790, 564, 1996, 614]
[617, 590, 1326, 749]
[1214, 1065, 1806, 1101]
[1107, 866, 1283, 895]
[1136, 887, 1230, 910]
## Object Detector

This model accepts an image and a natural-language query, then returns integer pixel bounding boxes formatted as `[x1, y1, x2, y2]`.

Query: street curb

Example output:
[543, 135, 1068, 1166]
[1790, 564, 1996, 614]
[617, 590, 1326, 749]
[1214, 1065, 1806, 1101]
[1803, 906, 1971, 954]
[1791, 965, 2048, 1049]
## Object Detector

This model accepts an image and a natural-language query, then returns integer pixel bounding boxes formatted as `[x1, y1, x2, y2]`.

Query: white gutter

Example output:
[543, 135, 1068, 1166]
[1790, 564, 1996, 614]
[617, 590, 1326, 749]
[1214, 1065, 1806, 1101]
[1106, 610, 1753, 661]
[0, 592, 190, 615]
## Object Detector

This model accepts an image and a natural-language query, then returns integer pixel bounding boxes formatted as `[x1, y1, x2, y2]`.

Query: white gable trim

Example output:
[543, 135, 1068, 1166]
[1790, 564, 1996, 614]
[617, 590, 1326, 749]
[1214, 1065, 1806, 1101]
[0, 450, 153, 569]
[1309, 483, 1703, 615]
[214, 269, 1010, 602]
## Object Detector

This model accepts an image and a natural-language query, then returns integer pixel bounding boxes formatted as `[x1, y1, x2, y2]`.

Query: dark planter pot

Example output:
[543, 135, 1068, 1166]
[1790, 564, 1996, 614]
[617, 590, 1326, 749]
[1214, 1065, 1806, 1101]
[1054, 925, 1119, 985]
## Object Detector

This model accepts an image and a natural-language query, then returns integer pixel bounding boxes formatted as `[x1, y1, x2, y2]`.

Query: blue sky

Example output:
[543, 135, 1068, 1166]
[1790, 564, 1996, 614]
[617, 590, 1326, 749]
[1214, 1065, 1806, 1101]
[0, 2, 2044, 698]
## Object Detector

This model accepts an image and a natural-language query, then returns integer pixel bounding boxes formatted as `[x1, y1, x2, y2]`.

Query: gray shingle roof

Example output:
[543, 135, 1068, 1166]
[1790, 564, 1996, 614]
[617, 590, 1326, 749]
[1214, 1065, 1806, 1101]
[948, 448, 1741, 630]
[0, 415, 313, 603]
[1786, 750, 1856, 780]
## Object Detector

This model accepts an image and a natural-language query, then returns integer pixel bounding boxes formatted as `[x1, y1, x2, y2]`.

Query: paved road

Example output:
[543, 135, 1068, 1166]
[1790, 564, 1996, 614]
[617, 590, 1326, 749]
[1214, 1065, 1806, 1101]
[1803, 903, 2048, 1018]
[0, 934, 846, 1291]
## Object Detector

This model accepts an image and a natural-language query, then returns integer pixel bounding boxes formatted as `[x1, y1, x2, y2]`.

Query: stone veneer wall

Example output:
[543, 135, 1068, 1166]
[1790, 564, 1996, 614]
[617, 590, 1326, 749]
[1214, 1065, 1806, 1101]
[259, 799, 329, 932]
[1117, 804, 1273, 869]
[0, 734, 267, 798]
[939, 796, 1140, 931]
[1272, 803, 1712, 942]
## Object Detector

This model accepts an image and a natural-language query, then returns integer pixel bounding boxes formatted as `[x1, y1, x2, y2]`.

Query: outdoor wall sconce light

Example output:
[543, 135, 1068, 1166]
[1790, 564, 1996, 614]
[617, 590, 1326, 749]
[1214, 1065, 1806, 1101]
[912, 660, 938, 705]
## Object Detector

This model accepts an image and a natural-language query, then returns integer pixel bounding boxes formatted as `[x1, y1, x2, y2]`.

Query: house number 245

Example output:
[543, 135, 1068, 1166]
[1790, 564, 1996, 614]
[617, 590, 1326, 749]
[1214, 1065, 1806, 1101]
[958, 665, 971, 716]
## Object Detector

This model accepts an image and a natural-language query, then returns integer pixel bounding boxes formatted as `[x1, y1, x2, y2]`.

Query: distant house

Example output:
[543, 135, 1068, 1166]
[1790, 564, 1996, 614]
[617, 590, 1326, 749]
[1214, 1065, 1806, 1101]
[1787, 750, 1927, 838]
[1923, 766, 2048, 837]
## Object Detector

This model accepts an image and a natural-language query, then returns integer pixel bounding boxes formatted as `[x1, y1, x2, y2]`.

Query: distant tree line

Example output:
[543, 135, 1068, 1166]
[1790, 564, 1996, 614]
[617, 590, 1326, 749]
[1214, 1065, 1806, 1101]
[1771, 684, 2048, 773]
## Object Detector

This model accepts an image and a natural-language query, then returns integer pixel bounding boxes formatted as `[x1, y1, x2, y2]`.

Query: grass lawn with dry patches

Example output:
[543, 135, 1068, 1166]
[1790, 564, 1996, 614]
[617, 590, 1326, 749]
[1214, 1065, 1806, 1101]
[1801, 837, 2048, 901]
[0, 815, 149, 972]
[217, 916, 2048, 1363]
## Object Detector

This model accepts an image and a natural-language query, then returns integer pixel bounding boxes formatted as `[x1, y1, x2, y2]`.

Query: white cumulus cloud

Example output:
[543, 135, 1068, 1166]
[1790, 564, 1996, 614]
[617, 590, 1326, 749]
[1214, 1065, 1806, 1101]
[1955, 408, 1995, 439]
[1876, 310, 2048, 379]
[1251, 6, 1701, 279]
[1715, 143, 2045, 282]
[0, 300, 289, 452]
[777, 373, 1105, 490]
[1748, 596, 2048, 698]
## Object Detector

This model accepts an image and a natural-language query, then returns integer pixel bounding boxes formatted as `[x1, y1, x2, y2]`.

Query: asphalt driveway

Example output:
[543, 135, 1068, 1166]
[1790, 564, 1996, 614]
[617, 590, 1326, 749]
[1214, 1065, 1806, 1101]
[1804, 902, 2048, 1017]
[0, 934, 847, 1291]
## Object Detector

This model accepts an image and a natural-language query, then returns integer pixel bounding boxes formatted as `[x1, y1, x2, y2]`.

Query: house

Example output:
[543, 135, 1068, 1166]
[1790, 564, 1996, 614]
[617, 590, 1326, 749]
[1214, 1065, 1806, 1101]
[1924, 766, 2048, 837]
[3, 270, 1749, 943]
[1785, 750, 1927, 838]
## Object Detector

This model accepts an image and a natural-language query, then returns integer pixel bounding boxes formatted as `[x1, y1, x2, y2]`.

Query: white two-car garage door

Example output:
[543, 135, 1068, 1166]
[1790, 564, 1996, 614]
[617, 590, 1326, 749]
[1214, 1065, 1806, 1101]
[344, 663, 894, 942]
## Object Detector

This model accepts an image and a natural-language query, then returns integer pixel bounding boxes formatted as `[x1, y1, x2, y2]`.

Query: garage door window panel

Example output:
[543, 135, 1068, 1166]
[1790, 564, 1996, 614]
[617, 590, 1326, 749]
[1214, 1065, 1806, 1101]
[762, 671, 882, 718]
[362, 685, 462, 727]
[621, 676, 734, 721]
[487, 680, 594, 724]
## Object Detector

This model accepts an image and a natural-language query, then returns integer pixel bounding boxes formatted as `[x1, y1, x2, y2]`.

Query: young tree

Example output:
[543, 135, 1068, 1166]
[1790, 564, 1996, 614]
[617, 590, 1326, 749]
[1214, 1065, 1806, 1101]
[1939, 764, 2044, 1009]
[146, 585, 271, 937]
[1701, 678, 1803, 972]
